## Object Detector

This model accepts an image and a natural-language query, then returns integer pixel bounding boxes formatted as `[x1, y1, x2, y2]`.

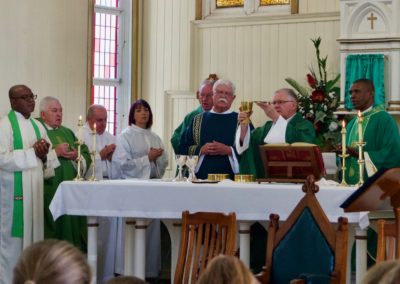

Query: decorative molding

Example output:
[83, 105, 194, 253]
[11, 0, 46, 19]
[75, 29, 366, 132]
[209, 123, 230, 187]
[193, 11, 339, 28]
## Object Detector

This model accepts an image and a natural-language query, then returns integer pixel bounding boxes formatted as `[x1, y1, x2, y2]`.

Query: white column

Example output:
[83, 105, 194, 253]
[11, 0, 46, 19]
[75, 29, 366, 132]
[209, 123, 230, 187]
[133, 219, 148, 278]
[163, 219, 182, 283]
[87, 216, 98, 284]
[124, 218, 136, 275]
[355, 227, 368, 284]
[238, 222, 251, 267]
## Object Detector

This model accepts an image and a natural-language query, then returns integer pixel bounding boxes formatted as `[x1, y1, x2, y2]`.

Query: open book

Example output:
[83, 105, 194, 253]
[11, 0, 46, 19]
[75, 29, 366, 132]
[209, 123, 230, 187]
[258, 142, 326, 182]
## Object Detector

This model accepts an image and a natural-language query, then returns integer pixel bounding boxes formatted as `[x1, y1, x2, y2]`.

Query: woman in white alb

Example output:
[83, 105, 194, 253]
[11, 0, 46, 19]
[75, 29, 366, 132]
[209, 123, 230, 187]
[112, 99, 168, 279]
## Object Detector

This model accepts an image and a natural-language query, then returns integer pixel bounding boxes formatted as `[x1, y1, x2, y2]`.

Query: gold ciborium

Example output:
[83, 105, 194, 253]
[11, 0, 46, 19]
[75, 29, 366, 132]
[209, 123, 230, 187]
[240, 101, 253, 125]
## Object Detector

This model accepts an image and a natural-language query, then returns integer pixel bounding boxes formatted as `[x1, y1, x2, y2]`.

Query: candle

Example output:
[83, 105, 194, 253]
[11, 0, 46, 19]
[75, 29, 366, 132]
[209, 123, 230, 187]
[92, 123, 97, 151]
[341, 120, 346, 156]
[357, 111, 363, 143]
[78, 115, 83, 142]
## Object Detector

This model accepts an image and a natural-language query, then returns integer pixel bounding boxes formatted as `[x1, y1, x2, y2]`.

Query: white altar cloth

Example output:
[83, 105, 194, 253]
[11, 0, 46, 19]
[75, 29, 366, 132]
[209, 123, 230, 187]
[50, 179, 366, 283]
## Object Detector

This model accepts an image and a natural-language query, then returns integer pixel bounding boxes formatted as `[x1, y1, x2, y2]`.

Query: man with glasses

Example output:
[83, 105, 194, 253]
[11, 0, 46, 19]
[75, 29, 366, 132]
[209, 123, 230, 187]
[0, 85, 59, 284]
[179, 79, 240, 179]
[170, 74, 217, 154]
[236, 88, 315, 179]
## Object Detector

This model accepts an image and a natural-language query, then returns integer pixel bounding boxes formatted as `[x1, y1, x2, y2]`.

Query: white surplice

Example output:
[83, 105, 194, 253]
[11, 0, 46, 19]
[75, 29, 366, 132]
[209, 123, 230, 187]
[112, 124, 168, 278]
[82, 123, 119, 283]
[0, 112, 59, 284]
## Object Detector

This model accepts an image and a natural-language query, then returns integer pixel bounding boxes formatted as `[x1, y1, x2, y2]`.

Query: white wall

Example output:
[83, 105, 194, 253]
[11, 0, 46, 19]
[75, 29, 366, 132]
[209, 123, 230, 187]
[0, 0, 89, 129]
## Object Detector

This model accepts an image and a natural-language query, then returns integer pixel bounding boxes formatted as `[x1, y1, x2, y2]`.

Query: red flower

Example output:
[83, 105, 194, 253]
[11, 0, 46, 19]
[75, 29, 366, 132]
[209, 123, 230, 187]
[311, 90, 325, 103]
[307, 74, 317, 88]
[314, 121, 322, 133]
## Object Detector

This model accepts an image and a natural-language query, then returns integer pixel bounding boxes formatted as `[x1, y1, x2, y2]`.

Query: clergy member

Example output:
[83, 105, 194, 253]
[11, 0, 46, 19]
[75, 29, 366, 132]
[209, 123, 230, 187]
[0, 85, 59, 284]
[236, 88, 316, 179]
[344, 78, 400, 184]
[170, 75, 217, 153]
[83, 104, 119, 282]
[178, 79, 239, 179]
[38, 96, 91, 252]
[112, 99, 168, 278]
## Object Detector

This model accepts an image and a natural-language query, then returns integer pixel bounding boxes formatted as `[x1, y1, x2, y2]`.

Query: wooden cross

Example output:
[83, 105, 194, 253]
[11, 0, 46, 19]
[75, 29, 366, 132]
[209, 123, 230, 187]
[367, 12, 377, 30]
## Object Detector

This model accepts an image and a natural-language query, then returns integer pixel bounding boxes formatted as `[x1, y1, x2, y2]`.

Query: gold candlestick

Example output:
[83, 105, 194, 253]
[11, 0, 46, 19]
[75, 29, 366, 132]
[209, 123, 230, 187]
[89, 123, 98, 181]
[339, 120, 349, 186]
[74, 116, 84, 181]
[356, 111, 366, 186]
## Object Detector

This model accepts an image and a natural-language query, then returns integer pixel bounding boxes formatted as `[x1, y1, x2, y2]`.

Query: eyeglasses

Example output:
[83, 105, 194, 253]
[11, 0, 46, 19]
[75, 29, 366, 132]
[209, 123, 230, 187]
[272, 100, 294, 105]
[12, 94, 37, 101]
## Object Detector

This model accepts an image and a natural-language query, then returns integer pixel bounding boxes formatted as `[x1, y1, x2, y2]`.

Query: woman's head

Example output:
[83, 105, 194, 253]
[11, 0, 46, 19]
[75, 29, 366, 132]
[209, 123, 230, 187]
[13, 239, 91, 284]
[362, 260, 400, 284]
[128, 99, 153, 129]
[197, 255, 258, 284]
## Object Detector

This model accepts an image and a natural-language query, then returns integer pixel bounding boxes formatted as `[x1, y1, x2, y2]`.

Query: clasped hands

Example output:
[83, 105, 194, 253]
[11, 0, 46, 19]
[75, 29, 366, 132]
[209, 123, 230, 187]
[33, 138, 50, 162]
[55, 143, 78, 160]
[148, 147, 164, 161]
[99, 144, 116, 161]
[200, 141, 231, 156]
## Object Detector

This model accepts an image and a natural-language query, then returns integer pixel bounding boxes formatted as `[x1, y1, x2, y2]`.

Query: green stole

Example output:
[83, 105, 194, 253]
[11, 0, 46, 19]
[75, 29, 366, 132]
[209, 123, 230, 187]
[346, 105, 383, 184]
[8, 110, 41, 238]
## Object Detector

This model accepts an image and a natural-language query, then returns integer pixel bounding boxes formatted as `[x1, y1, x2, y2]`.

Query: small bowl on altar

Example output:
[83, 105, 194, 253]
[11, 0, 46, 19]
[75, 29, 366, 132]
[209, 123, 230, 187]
[234, 174, 255, 182]
[208, 173, 231, 182]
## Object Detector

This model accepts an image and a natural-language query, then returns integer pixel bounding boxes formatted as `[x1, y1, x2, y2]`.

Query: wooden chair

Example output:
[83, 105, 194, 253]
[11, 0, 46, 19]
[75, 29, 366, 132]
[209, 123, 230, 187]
[256, 175, 348, 284]
[376, 218, 397, 262]
[174, 211, 237, 284]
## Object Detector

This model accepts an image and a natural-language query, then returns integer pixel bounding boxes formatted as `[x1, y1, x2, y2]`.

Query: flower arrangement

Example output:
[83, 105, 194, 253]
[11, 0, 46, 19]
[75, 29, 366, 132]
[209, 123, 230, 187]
[285, 37, 341, 150]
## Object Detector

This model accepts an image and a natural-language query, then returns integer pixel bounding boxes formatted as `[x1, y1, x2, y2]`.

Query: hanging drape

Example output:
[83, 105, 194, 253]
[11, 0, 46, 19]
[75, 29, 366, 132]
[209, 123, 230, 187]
[345, 54, 385, 110]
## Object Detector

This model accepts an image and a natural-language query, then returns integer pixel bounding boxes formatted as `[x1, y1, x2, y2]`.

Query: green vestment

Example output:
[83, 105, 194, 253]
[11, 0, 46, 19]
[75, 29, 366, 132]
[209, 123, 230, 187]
[40, 120, 92, 252]
[239, 112, 316, 178]
[170, 106, 203, 154]
[345, 106, 400, 185]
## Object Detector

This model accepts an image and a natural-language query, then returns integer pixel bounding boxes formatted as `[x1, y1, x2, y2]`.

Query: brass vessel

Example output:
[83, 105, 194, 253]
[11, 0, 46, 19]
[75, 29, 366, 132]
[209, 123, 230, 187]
[234, 174, 255, 182]
[208, 173, 231, 181]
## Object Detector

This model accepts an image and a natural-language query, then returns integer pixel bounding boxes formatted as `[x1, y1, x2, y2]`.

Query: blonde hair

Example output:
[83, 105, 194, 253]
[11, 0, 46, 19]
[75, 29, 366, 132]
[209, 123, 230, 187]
[106, 276, 148, 284]
[197, 255, 258, 284]
[362, 260, 400, 284]
[13, 239, 91, 284]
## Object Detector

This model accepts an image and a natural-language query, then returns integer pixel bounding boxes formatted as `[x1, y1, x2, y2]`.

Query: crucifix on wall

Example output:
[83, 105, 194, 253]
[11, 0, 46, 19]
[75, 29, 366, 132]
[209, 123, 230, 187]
[367, 12, 377, 30]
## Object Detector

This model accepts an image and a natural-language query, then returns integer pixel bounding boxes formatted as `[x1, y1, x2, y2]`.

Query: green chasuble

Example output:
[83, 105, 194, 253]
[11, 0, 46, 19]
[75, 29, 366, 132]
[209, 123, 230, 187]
[345, 106, 400, 185]
[239, 112, 316, 179]
[39, 119, 92, 252]
[170, 106, 203, 154]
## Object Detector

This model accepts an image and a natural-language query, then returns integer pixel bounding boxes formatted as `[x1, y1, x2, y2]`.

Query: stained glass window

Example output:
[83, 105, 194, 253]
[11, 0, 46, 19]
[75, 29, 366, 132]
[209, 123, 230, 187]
[92, 0, 119, 134]
[216, 0, 244, 8]
[260, 0, 290, 5]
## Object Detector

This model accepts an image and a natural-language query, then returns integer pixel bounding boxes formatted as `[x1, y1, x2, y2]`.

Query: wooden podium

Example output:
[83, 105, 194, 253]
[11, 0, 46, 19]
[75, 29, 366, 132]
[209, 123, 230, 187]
[257, 143, 326, 183]
[341, 168, 400, 259]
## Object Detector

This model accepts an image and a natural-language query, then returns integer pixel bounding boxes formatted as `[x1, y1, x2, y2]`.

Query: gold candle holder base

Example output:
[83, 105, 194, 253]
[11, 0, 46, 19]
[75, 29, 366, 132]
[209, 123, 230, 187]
[88, 150, 98, 182]
[338, 153, 349, 186]
[208, 173, 230, 182]
[234, 174, 255, 182]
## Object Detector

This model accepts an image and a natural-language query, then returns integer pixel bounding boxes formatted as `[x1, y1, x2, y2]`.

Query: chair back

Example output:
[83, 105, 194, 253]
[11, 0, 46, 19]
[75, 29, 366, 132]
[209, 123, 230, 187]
[174, 211, 237, 284]
[257, 175, 348, 284]
[377, 219, 397, 262]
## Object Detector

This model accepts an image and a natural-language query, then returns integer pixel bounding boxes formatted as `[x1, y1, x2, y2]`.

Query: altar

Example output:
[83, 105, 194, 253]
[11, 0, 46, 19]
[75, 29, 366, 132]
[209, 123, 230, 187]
[49, 179, 367, 283]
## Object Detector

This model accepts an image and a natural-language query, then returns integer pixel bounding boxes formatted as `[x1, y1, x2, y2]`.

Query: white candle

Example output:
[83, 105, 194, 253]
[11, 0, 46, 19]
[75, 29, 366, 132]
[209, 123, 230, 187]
[78, 115, 83, 142]
[92, 123, 97, 151]
[341, 120, 346, 156]
[357, 111, 363, 143]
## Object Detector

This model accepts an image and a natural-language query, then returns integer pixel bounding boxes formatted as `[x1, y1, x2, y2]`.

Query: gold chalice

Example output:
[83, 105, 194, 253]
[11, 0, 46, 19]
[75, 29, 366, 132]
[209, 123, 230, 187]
[240, 101, 253, 125]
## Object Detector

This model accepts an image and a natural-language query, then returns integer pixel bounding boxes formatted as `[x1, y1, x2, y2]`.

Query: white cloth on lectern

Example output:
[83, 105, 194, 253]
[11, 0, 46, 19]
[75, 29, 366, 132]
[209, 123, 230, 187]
[263, 116, 288, 144]
[112, 124, 168, 277]
[82, 123, 118, 282]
